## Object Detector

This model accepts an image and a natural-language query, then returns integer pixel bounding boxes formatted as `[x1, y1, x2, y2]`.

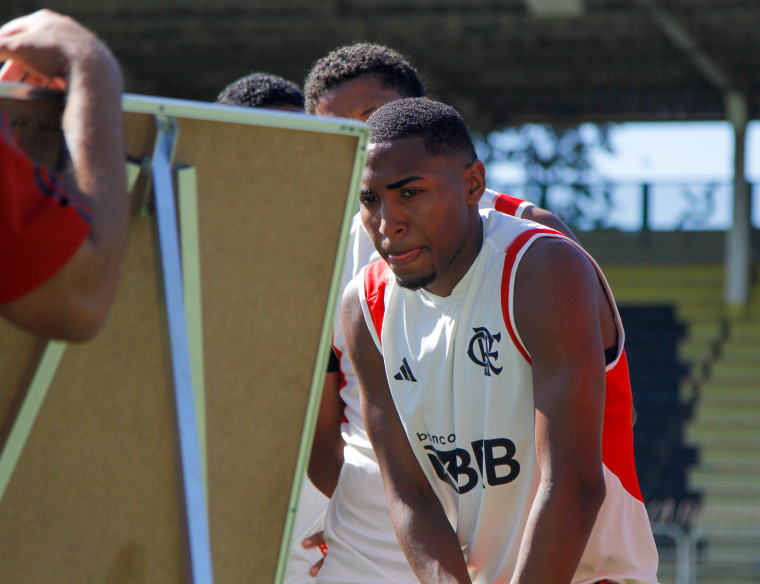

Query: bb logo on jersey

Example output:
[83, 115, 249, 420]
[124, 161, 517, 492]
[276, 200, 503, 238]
[423, 438, 520, 494]
[467, 326, 503, 376]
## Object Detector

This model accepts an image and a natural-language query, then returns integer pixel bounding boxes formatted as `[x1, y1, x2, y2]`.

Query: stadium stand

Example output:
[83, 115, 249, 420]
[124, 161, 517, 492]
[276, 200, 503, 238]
[603, 263, 760, 584]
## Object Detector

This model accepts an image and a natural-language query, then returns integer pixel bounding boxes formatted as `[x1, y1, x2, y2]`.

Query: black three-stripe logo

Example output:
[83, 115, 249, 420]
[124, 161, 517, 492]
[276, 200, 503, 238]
[394, 358, 417, 382]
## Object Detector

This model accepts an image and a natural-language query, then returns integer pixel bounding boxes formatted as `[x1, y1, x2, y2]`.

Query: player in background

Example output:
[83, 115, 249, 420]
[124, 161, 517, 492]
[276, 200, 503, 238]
[216, 71, 305, 112]
[303, 44, 577, 583]
[215, 71, 331, 584]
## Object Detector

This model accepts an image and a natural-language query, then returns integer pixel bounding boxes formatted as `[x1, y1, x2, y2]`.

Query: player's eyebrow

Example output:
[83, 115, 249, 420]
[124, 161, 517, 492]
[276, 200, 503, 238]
[360, 106, 377, 118]
[386, 176, 422, 190]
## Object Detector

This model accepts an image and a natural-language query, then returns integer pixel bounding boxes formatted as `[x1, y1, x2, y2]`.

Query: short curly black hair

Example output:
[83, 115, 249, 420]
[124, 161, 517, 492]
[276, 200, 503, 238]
[366, 98, 477, 163]
[216, 72, 304, 110]
[304, 43, 425, 114]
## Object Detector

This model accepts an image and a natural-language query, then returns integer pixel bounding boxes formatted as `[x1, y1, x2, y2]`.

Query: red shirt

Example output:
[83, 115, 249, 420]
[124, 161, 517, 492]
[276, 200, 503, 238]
[0, 107, 90, 303]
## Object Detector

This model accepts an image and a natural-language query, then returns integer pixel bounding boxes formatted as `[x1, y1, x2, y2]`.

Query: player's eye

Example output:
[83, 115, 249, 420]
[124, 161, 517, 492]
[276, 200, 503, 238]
[360, 194, 379, 206]
[360, 108, 377, 122]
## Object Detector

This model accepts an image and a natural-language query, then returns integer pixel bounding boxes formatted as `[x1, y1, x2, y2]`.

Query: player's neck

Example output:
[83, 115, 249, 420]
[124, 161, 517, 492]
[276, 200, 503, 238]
[423, 215, 483, 297]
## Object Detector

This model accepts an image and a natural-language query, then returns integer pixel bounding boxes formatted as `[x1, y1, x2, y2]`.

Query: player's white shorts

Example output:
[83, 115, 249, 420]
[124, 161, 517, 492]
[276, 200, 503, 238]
[317, 445, 417, 584]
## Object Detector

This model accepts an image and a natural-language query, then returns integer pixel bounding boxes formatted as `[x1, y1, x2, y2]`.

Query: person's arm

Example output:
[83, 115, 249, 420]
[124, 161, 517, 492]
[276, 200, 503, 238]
[513, 199, 638, 428]
[520, 205, 580, 244]
[510, 237, 610, 584]
[0, 10, 128, 340]
[342, 278, 471, 584]
[308, 369, 345, 497]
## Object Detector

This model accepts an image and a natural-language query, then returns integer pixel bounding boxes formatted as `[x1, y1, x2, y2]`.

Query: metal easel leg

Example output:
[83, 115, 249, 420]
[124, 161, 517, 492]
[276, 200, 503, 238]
[152, 116, 214, 584]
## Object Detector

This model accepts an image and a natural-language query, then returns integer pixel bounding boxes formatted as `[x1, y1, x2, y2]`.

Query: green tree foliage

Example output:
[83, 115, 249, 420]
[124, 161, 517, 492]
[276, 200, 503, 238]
[477, 123, 618, 230]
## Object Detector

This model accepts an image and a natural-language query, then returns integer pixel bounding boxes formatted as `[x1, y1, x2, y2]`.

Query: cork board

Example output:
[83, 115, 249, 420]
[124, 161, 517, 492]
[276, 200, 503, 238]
[0, 94, 367, 583]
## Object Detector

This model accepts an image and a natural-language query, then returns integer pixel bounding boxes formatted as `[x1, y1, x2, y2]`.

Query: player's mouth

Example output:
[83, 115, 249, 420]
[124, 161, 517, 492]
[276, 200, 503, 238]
[387, 248, 422, 263]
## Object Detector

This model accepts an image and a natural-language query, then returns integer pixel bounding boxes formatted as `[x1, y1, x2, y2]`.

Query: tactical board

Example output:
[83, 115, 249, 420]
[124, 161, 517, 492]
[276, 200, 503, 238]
[0, 89, 367, 584]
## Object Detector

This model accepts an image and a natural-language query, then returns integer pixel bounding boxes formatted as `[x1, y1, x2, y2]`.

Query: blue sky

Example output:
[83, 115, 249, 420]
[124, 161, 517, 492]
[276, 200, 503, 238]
[483, 121, 760, 231]
[594, 121, 760, 182]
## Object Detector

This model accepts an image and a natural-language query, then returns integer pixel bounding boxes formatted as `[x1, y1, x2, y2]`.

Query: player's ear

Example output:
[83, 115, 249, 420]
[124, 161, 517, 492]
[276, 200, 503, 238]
[464, 159, 486, 205]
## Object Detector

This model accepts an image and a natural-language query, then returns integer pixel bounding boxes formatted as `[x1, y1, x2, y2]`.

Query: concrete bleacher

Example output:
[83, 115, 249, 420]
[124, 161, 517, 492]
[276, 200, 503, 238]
[617, 304, 695, 505]
[685, 276, 760, 584]
[597, 260, 760, 584]
[602, 264, 723, 506]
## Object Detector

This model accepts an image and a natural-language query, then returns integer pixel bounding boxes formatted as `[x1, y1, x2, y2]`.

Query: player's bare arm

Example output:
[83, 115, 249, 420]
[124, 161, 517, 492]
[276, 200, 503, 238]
[342, 277, 472, 584]
[0, 10, 128, 340]
[509, 237, 610, 584]
[308, 370, 345, 497]
[520, 205, 580, 244]
[513, 209, 639, 428]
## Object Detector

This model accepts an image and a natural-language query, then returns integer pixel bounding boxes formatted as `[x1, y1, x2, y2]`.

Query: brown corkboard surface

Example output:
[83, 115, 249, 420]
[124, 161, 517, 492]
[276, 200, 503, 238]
[0, 101, 364, 583]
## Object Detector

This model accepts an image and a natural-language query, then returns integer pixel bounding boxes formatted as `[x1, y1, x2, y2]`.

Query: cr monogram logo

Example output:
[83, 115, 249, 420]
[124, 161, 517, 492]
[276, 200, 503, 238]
[467, 326, 503, 376]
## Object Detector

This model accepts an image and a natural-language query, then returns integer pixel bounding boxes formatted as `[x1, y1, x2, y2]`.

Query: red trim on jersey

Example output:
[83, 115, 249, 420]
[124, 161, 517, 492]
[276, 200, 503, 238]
[364, 259, 390, 343]
[500, 228, 563, 364]
[0, 109, 91, 303]
[493, 193, 526, 216]
[602, 350, 644, 502]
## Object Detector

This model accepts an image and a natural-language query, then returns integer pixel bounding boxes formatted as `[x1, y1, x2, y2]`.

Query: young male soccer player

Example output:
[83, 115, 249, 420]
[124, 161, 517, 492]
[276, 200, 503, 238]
[342, 97, 658, 584]
[216, 72, 305, 112]
[0, 9, 128, 340]
[303, 43, 580, 584]
[304, 43, 575, 241]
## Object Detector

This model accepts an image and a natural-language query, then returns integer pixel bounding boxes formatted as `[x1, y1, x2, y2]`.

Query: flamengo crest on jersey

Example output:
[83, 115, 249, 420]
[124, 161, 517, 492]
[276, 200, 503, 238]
[466, 326, 503, 376]
[356, 209, 659, 584]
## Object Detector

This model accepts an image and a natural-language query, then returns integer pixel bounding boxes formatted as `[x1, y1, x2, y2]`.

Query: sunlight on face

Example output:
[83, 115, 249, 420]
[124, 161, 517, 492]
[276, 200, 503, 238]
[360, 138, 484, 297]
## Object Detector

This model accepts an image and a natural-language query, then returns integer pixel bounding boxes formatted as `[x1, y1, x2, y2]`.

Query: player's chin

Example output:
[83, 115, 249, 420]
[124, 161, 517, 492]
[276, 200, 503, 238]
[394, 269, 436, 291]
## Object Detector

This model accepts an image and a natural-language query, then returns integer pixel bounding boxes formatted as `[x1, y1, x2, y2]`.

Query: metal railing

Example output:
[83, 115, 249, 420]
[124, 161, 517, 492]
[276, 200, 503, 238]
[491, 180, 759, 232]
[652, 521, 760, 584]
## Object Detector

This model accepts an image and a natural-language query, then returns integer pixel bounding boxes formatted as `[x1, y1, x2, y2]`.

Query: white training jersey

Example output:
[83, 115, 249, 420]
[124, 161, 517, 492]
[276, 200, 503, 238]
[356, 209, 659, 584]
[332, 190, 535, 459]
[316, 192, 538, 584]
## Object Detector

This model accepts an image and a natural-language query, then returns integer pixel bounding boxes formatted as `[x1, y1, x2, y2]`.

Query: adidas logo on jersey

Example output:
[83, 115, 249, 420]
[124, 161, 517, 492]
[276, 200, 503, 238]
[394, 358, 417, 382]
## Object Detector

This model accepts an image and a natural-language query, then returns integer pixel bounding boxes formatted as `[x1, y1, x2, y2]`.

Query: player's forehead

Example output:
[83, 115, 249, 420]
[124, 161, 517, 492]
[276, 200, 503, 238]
[363, 138, 451, 186]
[315, 74, 404, 119]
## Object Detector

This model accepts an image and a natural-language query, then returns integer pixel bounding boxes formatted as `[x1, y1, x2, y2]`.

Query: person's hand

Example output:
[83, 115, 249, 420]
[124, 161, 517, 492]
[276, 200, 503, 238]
[0, 10, 113, 83]
[0, 9, 126, 341]
[302, 530, 328, 577]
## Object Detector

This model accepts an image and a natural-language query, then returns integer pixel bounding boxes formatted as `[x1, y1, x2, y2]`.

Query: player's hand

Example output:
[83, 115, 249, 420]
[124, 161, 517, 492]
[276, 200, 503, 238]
[302, 530, 328, 577]
[0, 9, 110, 83]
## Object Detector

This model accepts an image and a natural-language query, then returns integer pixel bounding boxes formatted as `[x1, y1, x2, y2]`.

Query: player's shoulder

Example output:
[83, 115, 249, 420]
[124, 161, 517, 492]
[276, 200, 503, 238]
[363, 258, 392, 293]
[346, 257, 390, 301]
[515, 235, 597, 303]
[481, 207, 536, 250]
